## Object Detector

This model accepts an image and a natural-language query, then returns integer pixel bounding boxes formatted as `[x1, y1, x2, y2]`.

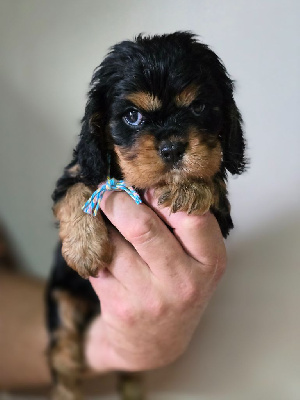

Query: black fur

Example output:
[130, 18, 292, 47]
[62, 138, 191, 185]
[52, 32, 246, 206]
[46, 243, 99, 384]
[47, 32, 246, 398]
[46, 243, 99, 335]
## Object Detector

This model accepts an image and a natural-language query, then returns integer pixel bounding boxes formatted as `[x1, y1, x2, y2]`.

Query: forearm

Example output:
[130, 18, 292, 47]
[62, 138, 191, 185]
[0, 271, 51, 390]
[0, 271, 109, 390]
[85, 316, 116, 373]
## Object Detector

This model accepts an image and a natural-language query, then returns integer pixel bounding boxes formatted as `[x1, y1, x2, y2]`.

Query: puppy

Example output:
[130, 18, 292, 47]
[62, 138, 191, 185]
[46, 32, 246, 400]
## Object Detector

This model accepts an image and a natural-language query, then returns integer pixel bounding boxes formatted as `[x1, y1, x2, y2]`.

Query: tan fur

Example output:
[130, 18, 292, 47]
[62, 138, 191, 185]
[175, 85, 199, 107]
[115, 127, 222, 215]
[54, 183, 113, 279]
[155, 175, 227, 215]
[115, 127, 221, 186]
[67, 164, 81, 178]
[49, 291, 93, 400]
[115, 134, 167, 188]
[155, 179, 214, 215]
[50, 291, 144, 400]
[155, 126, 222, 213]
[126, 92, 162, 112]
[182, 128, 222, 180]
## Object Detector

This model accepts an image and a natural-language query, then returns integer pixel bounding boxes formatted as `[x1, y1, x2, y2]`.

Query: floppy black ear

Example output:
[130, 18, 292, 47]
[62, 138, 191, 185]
[221, 98, 246, 175]
[192, 38, 247, 176]
[200, 44, 247, 175]
[75, 72, 110, 186]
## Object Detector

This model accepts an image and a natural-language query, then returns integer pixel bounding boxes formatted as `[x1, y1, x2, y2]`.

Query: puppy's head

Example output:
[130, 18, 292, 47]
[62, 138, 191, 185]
[77, 32, 246, 188]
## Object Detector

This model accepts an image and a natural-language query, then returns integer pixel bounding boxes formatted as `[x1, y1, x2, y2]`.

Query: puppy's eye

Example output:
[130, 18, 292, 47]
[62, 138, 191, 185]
[191, 103, 206, 116]
[123, 109, 144, 127]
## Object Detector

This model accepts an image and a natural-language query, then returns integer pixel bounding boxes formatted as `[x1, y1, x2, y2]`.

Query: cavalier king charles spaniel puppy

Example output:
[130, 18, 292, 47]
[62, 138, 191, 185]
[46, 32, 246, 400]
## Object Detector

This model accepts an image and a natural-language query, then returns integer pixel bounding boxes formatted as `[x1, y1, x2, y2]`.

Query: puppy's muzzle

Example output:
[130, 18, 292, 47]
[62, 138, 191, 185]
[159, 140, 187, 165]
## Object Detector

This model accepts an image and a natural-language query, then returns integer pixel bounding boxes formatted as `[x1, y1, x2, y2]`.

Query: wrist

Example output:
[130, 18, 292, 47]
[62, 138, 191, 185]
[85, 316, 116, 373]
[85, 315, 178, 373]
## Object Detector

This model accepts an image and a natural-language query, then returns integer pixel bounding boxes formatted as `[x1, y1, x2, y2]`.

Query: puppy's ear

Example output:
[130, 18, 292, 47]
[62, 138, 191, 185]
[200, 44, 246, 175]
[75, 71, 110, 186]
[221, 98, 246, 175]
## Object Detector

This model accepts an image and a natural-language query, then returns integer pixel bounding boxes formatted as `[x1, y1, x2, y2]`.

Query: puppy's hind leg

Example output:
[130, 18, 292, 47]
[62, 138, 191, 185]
[47, 290, 90, 400]
[46, 244, 100, 400]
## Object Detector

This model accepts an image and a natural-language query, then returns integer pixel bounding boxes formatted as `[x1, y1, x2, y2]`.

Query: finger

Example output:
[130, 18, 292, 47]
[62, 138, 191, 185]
[105, 226, 151, 288]
[89, 267, 120, 301]
[100, 191, 188, 277]
[144, 189, 226, 271]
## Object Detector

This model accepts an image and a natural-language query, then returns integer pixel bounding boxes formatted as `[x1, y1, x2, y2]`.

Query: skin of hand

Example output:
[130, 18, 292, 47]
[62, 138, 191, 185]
[0, 190, 226, 389]
[85, 189, 226, 372]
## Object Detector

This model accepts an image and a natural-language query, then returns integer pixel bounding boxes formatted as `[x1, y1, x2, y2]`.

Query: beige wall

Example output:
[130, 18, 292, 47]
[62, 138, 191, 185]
[0, 0, 299, 398]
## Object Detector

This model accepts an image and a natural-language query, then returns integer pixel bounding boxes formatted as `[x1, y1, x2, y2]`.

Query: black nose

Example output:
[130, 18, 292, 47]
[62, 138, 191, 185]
[159, 140, 187, 164]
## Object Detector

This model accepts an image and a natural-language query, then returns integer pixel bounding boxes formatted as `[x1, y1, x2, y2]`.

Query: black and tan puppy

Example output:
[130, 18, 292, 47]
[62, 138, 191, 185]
[46, 32, 246, 399]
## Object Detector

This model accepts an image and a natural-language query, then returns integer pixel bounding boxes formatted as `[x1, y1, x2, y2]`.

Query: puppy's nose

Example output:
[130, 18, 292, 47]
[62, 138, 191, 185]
[159, 140, 187, 164]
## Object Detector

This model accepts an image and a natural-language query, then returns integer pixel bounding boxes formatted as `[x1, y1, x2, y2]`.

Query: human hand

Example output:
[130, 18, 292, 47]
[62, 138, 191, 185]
[85, 189, 226, 372]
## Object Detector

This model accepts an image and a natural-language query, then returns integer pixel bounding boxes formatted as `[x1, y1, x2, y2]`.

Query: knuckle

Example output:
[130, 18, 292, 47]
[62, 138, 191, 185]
[147, 297, 167, 319]
[116, 302, 136, 325]
[178, 278, 200, 307]
[182, 212, 210, 231]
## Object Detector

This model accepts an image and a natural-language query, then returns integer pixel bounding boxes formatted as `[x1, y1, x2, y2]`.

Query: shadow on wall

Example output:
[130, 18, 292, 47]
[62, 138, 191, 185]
[145, 211, 300, 398]
[0, 75, 76, 276]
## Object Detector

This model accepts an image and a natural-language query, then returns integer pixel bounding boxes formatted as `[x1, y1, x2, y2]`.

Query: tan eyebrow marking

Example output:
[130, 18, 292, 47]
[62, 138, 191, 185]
[67, 163, 81, 177]
[175, 85, 199, 107]
[126, 92, 162, 112]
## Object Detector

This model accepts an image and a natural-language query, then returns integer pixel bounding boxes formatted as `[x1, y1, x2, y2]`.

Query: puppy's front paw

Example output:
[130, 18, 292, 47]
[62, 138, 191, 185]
[54, 183, 113, 279]
[156, 181, 213, 215]
[61, 217, 113, 279]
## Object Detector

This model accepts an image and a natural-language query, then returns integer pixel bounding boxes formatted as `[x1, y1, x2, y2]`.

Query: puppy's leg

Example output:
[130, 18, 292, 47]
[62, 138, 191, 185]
[54, 183, 113, 278]
[48, 290, 93, 400]
[157, 177, 233, 237]
[46, 243, 100, 400]
[156, 179, 214, 215]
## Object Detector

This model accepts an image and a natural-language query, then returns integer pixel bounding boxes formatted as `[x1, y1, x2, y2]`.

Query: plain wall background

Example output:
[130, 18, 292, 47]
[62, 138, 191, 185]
[0, 1, 299, 399]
